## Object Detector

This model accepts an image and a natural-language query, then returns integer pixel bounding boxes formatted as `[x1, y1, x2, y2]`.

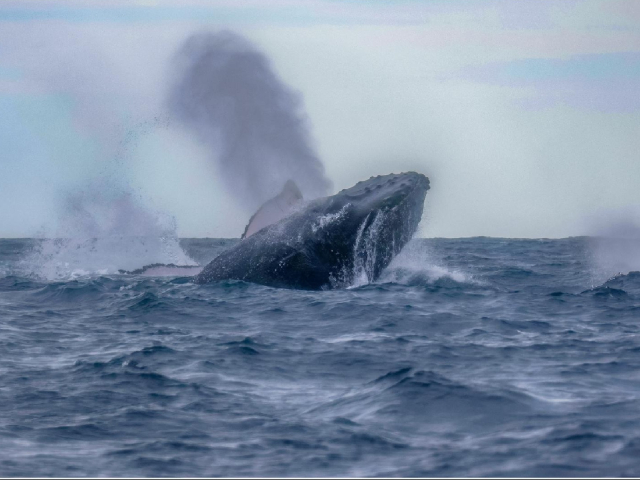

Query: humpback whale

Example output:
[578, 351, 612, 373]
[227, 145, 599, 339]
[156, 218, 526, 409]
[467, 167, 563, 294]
[195, 172, 430, 289]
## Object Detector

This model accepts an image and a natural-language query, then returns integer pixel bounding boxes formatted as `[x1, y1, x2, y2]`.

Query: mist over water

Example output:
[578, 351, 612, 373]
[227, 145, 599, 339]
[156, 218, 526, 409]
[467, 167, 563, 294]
[169, 31, 332, 210]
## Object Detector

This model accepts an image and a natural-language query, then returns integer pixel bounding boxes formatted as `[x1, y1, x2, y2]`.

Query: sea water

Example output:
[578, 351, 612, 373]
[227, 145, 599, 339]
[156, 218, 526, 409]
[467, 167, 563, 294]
[1, 237, 640, 476]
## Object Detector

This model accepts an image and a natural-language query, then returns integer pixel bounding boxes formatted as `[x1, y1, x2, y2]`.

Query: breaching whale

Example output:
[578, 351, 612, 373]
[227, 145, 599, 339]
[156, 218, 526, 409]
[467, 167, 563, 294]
[194, 172, 430, 289]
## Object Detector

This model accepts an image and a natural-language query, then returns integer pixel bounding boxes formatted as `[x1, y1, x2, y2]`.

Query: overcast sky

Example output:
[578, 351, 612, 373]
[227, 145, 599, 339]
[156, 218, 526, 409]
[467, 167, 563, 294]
[1, 0, 639, 238]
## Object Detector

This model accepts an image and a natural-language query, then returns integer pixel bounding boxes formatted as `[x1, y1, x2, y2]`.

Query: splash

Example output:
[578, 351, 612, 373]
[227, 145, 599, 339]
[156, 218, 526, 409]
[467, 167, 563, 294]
[19, 109, 196, 280]
[350, 212, 382, 288]
[22, 185, 196, 280]
[169, 31, 332, 211]
[328, 211, 386, 289]
[586, 208, 640, 285]
[311, 204, 350, 234]
[379, 240, 476, 286]
[349, 216, 472, 289]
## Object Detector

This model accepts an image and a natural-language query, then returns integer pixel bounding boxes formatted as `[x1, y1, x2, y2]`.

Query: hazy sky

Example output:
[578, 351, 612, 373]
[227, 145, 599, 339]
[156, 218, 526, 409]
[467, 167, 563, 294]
[1, 0, 639, 238]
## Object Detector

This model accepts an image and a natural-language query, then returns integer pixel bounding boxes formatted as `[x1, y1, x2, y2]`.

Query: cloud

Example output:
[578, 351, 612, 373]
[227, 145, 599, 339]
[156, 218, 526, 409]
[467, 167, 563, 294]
[2, 0, 634, 31]
[455, 52, 640, 111]
[0, 2, 639, 238]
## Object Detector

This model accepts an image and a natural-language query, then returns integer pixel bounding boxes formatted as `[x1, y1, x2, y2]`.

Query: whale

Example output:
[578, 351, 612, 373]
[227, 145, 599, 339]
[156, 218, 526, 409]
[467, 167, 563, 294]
[194, 172, 430, 289]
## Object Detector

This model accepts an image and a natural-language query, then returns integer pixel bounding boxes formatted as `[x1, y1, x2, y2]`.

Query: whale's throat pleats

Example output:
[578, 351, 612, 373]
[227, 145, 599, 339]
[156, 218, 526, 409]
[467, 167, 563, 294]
[241, 180, 303, 239]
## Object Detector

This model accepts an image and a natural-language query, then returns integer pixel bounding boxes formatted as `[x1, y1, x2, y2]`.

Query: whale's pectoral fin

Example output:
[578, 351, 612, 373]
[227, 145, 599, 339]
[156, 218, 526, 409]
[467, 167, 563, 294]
[120, 263, 203, 276]
[241, 179, 303, 239]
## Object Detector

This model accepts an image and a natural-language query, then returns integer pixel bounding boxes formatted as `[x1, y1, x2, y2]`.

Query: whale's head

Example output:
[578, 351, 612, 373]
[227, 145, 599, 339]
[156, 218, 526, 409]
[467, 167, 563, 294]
[337, 172, 430, 223]
[306, 171, 430, 286]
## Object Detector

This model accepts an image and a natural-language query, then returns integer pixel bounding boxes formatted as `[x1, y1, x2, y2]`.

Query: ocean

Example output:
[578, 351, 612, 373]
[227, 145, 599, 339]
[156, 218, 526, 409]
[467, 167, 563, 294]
[1, 236, 640, 477]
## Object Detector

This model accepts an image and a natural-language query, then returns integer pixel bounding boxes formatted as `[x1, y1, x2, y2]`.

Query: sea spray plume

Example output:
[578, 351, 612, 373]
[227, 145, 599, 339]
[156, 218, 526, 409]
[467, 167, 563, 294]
[19, 115, 197, 280]
[377, 240, 479, 287]
[586, 208, 640, 285]
[0, 25, 196, 277]
[169, 31, 332, 211]
[23, 182, 196, 280]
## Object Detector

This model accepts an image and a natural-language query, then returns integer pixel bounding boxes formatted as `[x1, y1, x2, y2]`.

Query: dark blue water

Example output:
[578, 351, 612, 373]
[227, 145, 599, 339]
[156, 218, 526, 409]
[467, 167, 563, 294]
[2, 237, 640, 477]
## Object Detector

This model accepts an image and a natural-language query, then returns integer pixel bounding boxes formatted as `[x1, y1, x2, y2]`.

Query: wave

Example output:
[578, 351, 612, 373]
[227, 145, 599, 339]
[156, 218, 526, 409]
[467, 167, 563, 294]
[0, 275, 44, 292]
[582, 271, 640, 298]
[28, 276, 128, 302]
[306, 368, 537, 432]
[73, 345, 179, 375]
[600, 271, 640, 293]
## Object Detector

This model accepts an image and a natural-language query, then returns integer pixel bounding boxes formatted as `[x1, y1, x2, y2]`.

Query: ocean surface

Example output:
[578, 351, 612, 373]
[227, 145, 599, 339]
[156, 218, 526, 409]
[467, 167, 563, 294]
[2, 236, 640, 477]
